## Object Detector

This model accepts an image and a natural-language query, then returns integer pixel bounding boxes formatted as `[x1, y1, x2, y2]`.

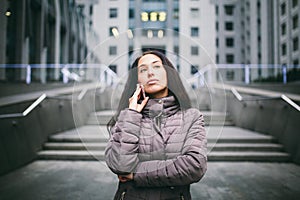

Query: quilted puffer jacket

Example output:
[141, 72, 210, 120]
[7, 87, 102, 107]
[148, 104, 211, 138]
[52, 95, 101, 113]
[105, 96, 207, 200]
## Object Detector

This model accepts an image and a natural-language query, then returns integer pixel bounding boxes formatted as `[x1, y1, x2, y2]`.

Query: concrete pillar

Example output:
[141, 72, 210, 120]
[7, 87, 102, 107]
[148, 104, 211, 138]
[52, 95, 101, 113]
[54, 0, 61, 80]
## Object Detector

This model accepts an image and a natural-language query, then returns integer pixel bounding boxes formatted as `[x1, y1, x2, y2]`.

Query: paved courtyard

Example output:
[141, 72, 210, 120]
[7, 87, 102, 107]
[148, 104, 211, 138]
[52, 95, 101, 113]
[0, 161, 300, 200]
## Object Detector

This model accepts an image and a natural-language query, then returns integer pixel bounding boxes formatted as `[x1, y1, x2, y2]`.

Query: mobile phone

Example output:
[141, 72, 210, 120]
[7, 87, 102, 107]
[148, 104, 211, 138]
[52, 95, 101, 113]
[140, 84, 146, 99]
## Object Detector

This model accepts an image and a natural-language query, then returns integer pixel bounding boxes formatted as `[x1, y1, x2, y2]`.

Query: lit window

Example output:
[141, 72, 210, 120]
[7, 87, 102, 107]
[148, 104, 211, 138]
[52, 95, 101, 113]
[158, 30, 164, 38]
[141, 12, 149, 21]
[159, 12, 166, 21]
[109, 27, 119, 37]
[150, 12, 158, 21]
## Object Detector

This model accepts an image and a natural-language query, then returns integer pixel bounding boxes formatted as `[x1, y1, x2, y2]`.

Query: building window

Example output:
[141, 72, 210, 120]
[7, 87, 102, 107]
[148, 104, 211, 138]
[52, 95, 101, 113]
[109, 8, 118, 18]
[293, 37, 299, 51]
[226, 70, 235, 80]
[225, 22, 234, 31]
[191, 27, 199, 37]
[109, 46, 117, 55]
[173, 27, 179, 36]
[174, 46, 179, 55]
[281, 3, 286, 16]
[226, 54, 234, 63]
[294, 59, 299, 65]
[129, 8, 135, 18]
[224, 5, 234, 16]
[173, 8, 179, 19]
[191, 46, 199, 55]
[215, 5, 219, 15]
[293, 0, 298, 8]
[216, 38, 219, 47]
[281, 23, 286, 35]
[191, 8, 199, 18]
[191, 65, 198, 74]
[109, 27, 118, 36]
[109, 65, 117, 74]
[282, 43, 287, 56]
[226, 38, 234, 47]
[216, 22, 219, 31]
[293, 15, 298, 29]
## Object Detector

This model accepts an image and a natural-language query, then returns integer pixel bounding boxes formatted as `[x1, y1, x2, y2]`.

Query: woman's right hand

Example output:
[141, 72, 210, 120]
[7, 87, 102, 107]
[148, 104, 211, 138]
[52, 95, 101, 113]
[129, 84, 149, 112]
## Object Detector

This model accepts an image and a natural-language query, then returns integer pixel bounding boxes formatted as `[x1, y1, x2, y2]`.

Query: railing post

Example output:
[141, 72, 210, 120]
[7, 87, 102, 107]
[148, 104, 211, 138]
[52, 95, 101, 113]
[26, 64, 31, 84]
[282, 65, 287, 84]
[245, 65, 250, 84]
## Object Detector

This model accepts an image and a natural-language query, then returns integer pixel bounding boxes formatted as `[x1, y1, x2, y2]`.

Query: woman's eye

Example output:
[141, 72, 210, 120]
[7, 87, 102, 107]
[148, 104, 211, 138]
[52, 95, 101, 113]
[154, 65, 161, 68]
[139, 68, 147, 73]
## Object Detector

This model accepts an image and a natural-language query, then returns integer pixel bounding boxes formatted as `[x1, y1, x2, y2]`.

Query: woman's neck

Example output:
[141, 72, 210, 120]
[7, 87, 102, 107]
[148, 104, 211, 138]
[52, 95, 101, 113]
[149, 88, 169, 99]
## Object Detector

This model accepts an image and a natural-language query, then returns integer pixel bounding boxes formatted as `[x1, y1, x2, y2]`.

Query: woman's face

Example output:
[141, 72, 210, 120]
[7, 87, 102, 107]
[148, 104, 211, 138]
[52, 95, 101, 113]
[137, 54, 168, 98]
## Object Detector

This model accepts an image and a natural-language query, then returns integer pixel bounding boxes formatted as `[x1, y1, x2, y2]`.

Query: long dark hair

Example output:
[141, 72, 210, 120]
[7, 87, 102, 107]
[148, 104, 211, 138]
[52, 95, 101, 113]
[107, 50, 191, 130]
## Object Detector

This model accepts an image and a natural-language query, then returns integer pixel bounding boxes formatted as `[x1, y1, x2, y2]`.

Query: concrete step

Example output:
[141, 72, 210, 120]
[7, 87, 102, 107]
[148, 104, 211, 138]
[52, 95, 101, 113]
[209, 143, 284, 152]
[38, 126, 290, 162]
[87, 110, 234, 126]
[44, 143, 107, 151]
[37, 150, 290, 162]
[37, 150, 104, 160]
[208, 152, 291, 162]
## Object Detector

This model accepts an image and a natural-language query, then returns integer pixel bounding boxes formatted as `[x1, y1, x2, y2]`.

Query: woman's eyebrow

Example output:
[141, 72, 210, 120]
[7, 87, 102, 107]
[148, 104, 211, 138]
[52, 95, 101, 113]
[138, 60, 161, 68]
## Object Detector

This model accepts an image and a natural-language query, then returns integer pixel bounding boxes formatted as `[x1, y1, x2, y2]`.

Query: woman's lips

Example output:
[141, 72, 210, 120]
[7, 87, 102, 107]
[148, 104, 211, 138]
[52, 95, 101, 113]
[147, 79, 159, 85]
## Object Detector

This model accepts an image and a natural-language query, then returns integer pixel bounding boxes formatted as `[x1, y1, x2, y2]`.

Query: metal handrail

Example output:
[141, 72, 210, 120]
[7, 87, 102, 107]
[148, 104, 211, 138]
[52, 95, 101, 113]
[230, 87, 300, 112]
[0, 94, 47, 119]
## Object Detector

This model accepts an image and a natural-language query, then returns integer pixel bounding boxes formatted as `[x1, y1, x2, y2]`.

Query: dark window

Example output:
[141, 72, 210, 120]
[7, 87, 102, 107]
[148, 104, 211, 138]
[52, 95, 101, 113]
[191, 65, 198, 74]
[226, 38, 234, 47]
[224, 5, 234, 16]
[226, 70, 235, 80]
[282, 43, 287, 56]
[293, 0, 298, 8]
[281, 3, 286, 15]
[173, 27, 179, 36]
[293, 37, 299, 51]
[216, 38, 219, 47]
[129, 8, 135, 18]
[191, 46, 199, 55]
[281, 23, 286, 35]
[226, 54, 234, 63]
[225, 22, 234, 31]
[174, 46, 179, 55]
[109, 46, 117, 55]
[109, 27, 118, 36]
[216, 5, 219, 15]
[293, 15, 298, 29]
[216, 22, 219, 31]
[109, 8, 118, 18]
[191, 27, 199, 37]
[109, 65, 117, 73]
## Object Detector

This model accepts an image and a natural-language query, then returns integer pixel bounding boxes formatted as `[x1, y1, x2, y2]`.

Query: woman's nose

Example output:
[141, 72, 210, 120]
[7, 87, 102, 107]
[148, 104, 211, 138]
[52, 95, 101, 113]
[147, 66, 154, 76]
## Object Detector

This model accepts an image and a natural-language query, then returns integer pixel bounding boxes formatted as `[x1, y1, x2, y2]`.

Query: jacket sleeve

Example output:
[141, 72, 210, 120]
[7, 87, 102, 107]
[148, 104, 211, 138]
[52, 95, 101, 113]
[105, 109, 142, 174]
[133, 109, 207, 187]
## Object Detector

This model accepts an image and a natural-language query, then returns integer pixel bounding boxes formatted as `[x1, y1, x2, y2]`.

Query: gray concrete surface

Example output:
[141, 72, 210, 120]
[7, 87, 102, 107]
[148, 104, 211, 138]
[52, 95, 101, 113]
[0, 161, 299, 200]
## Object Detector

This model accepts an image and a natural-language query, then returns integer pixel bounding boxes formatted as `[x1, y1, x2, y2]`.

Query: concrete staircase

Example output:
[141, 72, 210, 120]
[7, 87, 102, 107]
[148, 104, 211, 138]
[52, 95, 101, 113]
[37, 110, 290, 162]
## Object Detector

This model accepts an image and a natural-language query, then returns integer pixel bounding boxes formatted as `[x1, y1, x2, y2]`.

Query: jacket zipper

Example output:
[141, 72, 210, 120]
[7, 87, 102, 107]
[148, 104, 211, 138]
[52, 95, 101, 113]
[120, 191, 126, 200]
[180, 194, 185, 200]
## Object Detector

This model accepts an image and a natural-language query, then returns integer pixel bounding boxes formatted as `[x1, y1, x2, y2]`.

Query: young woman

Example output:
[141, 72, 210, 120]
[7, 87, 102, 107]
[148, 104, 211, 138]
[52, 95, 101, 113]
[105, 50, 207, 200]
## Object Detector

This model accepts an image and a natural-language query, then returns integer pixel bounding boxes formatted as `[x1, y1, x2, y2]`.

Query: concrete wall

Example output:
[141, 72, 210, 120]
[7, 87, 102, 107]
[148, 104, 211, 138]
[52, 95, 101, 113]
[0, 89, 111, 175]
[197, 88, 300, 164]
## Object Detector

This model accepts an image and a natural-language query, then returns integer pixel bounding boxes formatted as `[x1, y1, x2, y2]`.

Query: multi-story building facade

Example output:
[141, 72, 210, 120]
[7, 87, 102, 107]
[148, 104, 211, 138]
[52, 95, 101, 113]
[0, 0, 99, 83]
[213, 0, 300, 83]
[274, 0, 300, 66]
[93, 0, 216, 80]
